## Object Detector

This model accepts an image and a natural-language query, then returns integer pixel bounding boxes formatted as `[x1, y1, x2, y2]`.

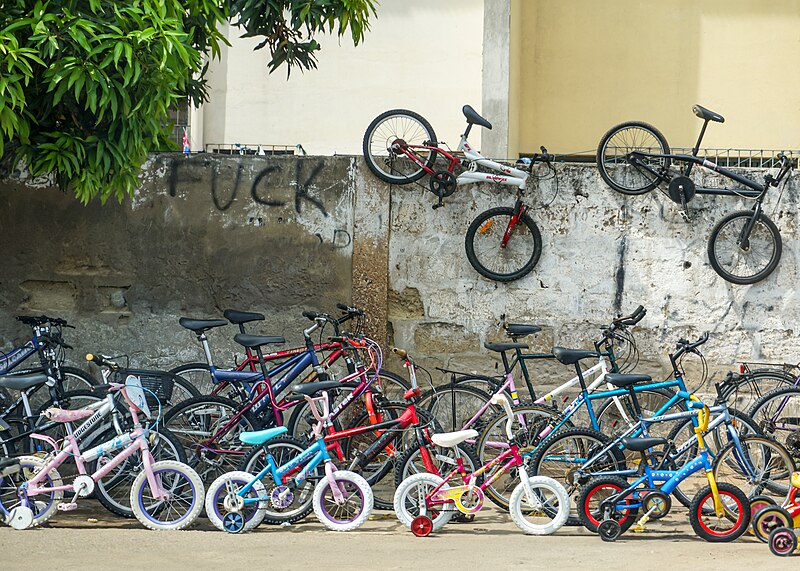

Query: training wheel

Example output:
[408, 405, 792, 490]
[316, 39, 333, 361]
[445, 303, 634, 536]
[411, 515, 433, 537]
[769, 527, 797, 557]
[598, 519, 622, 542]
[8, 506, 34, 530]
[222, 512, 245, 534]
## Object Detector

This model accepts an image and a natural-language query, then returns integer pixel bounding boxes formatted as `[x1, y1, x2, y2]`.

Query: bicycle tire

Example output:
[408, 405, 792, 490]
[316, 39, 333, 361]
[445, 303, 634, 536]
[713, 436, 795, 503]
[417, 383, 497, 434]
[129, 460, 204, 531]
[162, 394, 261, 482]
[577, 475, 638, 534]
[464, 206, 543, 282]
[688, 482, 750, 542]
[238, 435, 322, 524]
[721, 368, 797, 414]
[527, 426, 627, 525]
[362, 109, 437, 184]
[747, 386, 800, 459]
[707, 210, 782, 285]
[596, 121, 671, 195]
[474, 403, 561, 510]
[92, 425, 187, 517]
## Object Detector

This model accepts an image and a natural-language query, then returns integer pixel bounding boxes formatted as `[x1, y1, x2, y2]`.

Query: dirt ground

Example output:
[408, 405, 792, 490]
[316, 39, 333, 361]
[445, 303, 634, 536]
[0, 500, 796, 570]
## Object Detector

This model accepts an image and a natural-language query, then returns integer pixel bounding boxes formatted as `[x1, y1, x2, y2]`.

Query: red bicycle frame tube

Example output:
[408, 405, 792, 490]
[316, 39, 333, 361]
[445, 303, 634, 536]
[396, 143, 461, 176]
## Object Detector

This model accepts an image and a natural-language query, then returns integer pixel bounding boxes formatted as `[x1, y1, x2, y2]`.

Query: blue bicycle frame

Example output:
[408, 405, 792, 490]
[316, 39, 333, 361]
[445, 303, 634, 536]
[236, 436, 332, 504]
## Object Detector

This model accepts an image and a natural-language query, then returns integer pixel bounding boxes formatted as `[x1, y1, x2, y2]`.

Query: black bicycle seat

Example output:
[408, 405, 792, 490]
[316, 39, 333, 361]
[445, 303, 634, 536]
[462, 105, 492, 130]
[505, 324, 541, 338]
[692, 104, 725, 123]
[223, 309, 265, 325]
[552, 347, 598, 366]
[178, 318, 228, 333]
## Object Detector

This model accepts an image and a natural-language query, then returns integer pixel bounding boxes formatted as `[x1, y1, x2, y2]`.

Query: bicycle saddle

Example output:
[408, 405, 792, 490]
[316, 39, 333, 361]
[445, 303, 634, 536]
[505, 324, 542, 338]
[484, 342, 529, 353]
[178, 317, 228, 333]
[233, 333, 286, 348]
[552, 347, 598, 365]
[605, 373, 652, 388]
[431, 429, 479, 449]
[692, 104, 725, 123]
[621, 437, 668, 452]
[462, 105, 492, 130]
[291, 380, 343, 397]
[223, 309, 265, 324]
[0, 372, 48, 390]
[239, 426, 288, 445]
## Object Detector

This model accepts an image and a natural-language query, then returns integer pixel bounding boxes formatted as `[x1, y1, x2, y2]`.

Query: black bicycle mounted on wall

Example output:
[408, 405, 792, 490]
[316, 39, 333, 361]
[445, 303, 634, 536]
[596, 104, 793, 285]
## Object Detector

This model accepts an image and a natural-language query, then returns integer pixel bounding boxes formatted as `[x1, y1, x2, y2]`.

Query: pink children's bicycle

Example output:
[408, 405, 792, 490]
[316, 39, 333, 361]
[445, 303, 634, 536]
[0, 354, 205, 531]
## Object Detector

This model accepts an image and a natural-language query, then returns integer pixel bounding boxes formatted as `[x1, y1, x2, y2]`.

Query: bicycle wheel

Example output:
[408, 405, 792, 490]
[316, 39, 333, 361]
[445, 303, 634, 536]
[688, 482, 750, 542]
[0, 455, 63, 528]
[509, 475, 571, 535]
[162, 395, 260, 482]
[130, 460, 204, 530]
[752, 505, 793, 542]
[372, 369, 411, 403]
[594, 388, 680, 439]
[713, 436, 795, 502]
[528, 427, 627, 525]
[23, 366, 97, 411]
[313, 469, 373, 531]
[205, 470, 267, 532]
[92, 426, 187, 517]
[362, 109, 437, 184]
[747, 386, 800, 460]
[577, 475, 638, 534]
[722, 368, 797, 413]
[596, 121, 671, 194]
[708, 211, 782, 285]
[417, 384, 497, 434]
[474, 403, 560, 510]
[666, 408, 761, 508]
[464, 207, 543, 282]
[170, 362, 244, 401]
[238, 436, 321, 524]
[393, 472, 454, 532]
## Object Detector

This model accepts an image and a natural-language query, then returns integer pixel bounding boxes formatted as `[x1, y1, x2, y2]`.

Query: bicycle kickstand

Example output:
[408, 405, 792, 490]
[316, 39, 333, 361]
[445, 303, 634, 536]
[679, 195, 692, 222]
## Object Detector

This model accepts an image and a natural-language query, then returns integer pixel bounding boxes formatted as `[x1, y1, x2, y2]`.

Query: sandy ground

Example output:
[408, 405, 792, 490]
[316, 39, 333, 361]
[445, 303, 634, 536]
[0, 500, 796, 571]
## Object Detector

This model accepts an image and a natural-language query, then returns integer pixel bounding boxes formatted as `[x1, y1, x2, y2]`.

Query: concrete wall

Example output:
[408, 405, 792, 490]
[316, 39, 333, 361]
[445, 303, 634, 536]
[2, 155, 799, 395]
[516, 0, 800, 155]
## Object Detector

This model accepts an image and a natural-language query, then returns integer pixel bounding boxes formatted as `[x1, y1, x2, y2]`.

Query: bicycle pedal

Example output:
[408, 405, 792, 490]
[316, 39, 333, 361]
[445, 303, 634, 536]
[632, 524, 647, 533]
[57, 502, 78, 512]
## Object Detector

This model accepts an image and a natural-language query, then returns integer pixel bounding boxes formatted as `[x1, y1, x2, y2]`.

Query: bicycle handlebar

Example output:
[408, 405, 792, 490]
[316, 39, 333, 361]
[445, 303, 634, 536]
[85, 353, 119, 370]
[17, 315, 73, 328]
[612, 305, 646, 327]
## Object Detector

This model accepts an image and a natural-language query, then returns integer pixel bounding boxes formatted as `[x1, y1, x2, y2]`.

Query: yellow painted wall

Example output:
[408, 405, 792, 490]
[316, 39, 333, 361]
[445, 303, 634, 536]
[516, 0, 800, 156]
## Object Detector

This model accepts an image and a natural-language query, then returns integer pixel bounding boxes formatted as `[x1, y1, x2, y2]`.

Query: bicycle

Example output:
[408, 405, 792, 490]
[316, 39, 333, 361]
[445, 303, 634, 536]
[362, 105, 554, 282]
[596, 104, 793, 284]
[0, 353, 204, 531]
[205, 380, 374, 533]
[393, 393, 570, 536]
[1, 315, 96, 402]
[578, 396, 751, 542]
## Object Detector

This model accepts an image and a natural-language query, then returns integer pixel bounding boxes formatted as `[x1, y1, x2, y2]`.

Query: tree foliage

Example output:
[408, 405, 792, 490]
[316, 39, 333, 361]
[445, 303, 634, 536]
[0, 0, 377, 203]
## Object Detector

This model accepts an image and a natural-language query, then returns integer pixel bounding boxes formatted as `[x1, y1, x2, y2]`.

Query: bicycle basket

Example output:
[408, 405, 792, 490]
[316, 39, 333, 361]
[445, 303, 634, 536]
[113, 368, 174, 411]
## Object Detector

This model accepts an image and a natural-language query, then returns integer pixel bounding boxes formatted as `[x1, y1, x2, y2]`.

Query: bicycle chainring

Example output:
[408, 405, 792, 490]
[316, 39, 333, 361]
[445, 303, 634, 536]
[428, 171, 457, 198]
[270, 485, 294, 509]
[667, 176, 696, 204]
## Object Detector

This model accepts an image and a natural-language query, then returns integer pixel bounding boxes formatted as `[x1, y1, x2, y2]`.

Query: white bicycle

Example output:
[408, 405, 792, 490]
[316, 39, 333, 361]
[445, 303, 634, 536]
[362, 105, 553, 281]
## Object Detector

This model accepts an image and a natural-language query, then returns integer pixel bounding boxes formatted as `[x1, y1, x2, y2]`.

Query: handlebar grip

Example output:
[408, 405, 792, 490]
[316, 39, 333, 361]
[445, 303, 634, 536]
[302, 311, 321, 320]
[687, 400, 706, 410]
[392, 347, 408, 358]
[336, 303, 349, 312]
[86, 353, 115, 369]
